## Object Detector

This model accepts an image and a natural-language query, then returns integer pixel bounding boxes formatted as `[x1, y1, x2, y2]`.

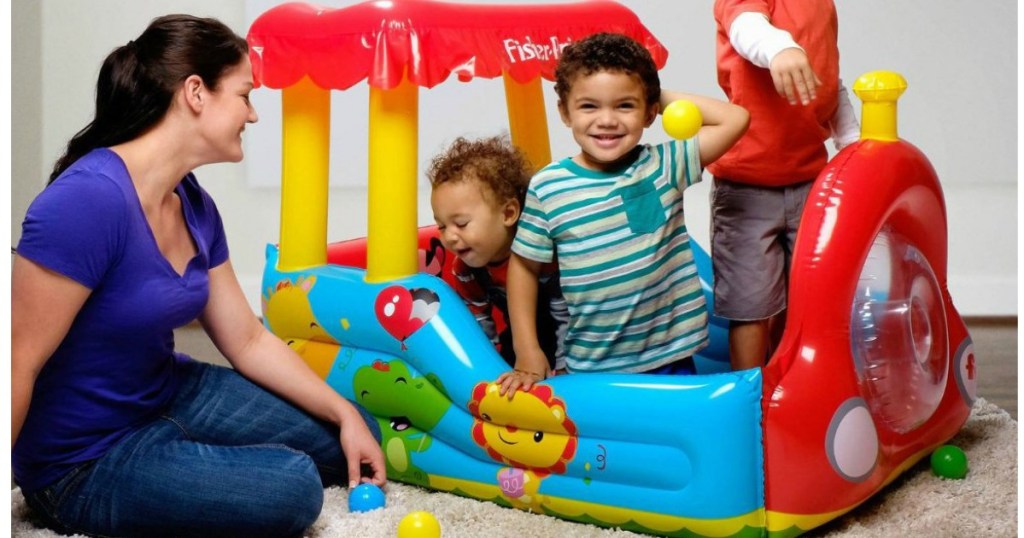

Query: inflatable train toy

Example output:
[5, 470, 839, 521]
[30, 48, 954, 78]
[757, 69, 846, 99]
[249, 2, 975, 536]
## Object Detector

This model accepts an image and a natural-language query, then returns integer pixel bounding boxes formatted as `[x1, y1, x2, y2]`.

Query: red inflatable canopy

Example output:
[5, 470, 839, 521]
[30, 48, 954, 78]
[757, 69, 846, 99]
[247, 0, 668, 90]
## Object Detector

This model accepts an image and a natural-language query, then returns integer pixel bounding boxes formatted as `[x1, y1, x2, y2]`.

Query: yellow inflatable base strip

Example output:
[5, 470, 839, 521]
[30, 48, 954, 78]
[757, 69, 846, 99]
[766, 444, 936, 536]
[430, 475, 765, 537]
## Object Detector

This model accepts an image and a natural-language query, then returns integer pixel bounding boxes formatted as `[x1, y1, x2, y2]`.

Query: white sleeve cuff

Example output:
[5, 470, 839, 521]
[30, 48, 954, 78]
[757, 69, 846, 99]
[728, 11, 803, 69]
[830, 80, 861, 150]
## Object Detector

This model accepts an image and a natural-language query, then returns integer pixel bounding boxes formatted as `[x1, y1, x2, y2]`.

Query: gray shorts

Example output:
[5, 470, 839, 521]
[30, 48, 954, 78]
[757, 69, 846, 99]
[710, 177, 814, 321]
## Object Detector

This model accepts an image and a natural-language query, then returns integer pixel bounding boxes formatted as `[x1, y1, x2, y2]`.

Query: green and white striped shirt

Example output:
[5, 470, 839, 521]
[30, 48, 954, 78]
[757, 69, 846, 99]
[513, 139, 708, 373]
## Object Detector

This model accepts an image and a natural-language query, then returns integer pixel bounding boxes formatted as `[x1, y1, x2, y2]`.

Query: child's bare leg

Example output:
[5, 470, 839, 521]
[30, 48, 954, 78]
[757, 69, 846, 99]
[729, 319, 771, 370]
[767, 310, 787, 358]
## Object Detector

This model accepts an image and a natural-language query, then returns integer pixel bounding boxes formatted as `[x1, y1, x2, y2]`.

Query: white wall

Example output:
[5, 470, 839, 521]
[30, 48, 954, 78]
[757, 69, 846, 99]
[12, 0, 1017, 316]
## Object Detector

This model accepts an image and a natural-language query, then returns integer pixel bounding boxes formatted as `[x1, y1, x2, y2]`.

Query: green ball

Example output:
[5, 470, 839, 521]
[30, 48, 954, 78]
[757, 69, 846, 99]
[930, 445, 968, 479]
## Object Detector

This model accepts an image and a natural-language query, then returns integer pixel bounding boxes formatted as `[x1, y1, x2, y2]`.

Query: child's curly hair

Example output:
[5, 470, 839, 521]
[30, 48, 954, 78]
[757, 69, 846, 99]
[554, 32, 661, 109]
[427, 135, 532, 207]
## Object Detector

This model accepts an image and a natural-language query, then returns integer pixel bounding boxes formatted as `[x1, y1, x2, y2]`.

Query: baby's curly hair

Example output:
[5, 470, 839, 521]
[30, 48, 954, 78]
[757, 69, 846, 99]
[427, 135, 532, 207]
[554, 32, 660, 108]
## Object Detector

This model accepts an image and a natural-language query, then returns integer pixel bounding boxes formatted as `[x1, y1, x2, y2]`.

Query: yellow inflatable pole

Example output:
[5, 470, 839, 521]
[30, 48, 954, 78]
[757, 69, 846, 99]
[366, 76, 419, 282]
[502, 72, 552, 173]
[852, 71, 907, 142]
[279, 76, 330, 271]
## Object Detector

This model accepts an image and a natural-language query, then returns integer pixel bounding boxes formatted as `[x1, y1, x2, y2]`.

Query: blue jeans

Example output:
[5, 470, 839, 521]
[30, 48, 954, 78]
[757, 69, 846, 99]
[23, 360, 381, 537]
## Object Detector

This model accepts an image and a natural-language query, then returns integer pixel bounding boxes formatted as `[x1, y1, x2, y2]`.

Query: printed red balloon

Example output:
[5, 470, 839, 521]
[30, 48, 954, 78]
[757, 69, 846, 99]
[375, 285, 440, 347]
[375, 286, 420, 344]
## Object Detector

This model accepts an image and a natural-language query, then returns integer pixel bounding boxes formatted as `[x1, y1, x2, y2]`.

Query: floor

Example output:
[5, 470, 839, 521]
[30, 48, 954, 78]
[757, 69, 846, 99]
[967, 319, 1018, 419]
[174, 318, 1018, 419]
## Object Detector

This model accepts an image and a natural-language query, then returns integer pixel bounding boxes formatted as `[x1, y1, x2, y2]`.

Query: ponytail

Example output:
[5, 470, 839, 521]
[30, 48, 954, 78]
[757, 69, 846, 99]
[49, 14, 247, 184]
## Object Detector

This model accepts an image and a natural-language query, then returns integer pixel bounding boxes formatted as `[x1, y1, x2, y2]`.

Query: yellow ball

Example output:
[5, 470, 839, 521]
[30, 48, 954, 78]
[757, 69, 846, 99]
[397, 510, 441, 538]
[662, 99, 703, 140]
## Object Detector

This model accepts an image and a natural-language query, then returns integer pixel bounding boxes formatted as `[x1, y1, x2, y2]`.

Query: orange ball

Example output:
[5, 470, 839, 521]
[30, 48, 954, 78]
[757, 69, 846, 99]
[662, 99, 703, 140]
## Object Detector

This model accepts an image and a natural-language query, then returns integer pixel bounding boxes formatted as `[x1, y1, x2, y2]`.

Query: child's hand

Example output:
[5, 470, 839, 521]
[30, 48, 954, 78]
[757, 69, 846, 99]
[769, 47, 822, 106]
[496, 369, 545, 399]
[496, 357, 548, 399]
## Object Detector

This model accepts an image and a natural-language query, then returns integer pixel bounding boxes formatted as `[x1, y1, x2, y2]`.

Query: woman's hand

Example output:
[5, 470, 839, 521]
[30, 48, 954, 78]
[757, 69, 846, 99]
[339, 409, 387, 488]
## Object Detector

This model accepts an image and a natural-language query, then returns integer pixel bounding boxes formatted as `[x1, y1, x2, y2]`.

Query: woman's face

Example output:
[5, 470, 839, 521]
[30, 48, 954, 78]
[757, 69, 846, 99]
[200, 57, 258, 163]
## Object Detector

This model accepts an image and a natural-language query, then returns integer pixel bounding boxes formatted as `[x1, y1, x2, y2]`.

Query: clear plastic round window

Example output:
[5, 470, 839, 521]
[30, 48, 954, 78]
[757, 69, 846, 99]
[850, 227, 948, 434]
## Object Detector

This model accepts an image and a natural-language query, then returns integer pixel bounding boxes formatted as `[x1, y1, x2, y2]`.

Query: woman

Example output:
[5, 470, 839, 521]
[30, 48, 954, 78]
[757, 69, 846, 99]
[12, 14, 385, 537]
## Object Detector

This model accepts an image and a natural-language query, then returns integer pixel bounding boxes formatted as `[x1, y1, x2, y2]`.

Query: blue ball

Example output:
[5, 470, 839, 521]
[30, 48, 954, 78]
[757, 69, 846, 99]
[348, 483, 386, 513]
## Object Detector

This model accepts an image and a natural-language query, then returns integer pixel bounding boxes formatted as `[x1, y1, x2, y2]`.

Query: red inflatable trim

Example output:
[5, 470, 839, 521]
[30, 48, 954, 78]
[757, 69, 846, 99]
[247, 0, 668, 90]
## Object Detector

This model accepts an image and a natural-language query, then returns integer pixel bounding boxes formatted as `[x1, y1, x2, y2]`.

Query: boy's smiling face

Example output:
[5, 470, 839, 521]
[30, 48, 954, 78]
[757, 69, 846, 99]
[559, 70, 659, 172]
[431, 177, 520, 268]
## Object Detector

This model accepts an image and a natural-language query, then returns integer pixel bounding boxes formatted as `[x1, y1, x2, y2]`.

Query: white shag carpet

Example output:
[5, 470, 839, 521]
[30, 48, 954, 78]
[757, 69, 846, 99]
[12, 398, 1017, 537]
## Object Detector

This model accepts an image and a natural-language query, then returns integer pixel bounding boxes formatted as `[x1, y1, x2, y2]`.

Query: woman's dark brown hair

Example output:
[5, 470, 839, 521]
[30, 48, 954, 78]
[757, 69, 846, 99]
[49, 14, 248, 183]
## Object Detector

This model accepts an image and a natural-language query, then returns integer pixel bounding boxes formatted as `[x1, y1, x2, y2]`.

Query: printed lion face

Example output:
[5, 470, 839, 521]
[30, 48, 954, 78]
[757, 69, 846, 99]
[469, 382, 578, 475]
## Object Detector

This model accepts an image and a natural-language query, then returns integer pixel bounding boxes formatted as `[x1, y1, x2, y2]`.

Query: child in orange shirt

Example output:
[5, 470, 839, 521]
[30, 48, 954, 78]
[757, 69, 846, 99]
[710, 0, 860, 370]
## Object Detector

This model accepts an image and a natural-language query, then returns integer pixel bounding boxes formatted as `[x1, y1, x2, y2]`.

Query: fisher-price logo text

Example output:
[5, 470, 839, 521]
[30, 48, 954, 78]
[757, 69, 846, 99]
[503, 36, 573, 63]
